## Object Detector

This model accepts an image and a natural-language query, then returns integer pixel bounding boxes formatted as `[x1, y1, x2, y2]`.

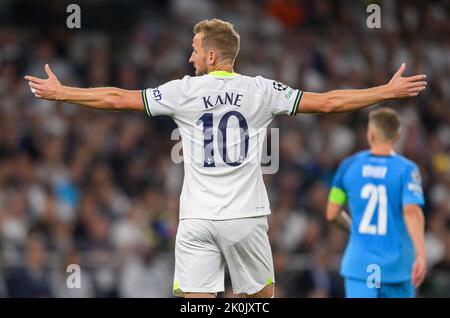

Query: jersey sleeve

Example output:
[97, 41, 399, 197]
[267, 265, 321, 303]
[259, 76, 303, 116]
[328, 161, 348, 205]
[141, 78, 184, 117]
[402, 164, 425, 207]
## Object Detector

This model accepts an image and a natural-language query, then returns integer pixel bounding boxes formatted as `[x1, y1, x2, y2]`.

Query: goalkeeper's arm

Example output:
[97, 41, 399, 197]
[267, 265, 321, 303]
[326, 201, 351, 233]
[25, 64, 143, 112]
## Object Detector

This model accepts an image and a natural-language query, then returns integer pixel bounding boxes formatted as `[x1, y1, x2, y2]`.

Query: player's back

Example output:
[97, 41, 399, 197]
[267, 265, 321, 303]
[142, 71, 302, 220]
[335, 150, 424, 283]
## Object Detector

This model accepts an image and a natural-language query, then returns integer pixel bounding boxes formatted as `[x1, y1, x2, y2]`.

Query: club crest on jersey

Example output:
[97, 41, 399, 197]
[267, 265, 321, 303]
[272, 81, 288, 91]
[411, 169, 422, 184]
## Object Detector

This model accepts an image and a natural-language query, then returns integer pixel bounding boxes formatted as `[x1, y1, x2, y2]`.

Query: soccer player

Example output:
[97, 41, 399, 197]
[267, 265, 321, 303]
[25, 19, 427, 298]
[326, 108, 426, 298]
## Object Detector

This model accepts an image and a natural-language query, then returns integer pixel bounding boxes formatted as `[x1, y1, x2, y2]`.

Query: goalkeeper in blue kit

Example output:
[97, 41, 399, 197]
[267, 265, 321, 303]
[327, 108, 426, 298]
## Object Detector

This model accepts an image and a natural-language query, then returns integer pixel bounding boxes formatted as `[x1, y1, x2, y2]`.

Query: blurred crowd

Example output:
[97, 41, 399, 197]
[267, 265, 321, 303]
[0, 0, 449, 297]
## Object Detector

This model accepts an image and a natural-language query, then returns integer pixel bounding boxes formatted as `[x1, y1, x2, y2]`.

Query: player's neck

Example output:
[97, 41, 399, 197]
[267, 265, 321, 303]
[208, 63, 234, 74]
[370, 144, 394, 156]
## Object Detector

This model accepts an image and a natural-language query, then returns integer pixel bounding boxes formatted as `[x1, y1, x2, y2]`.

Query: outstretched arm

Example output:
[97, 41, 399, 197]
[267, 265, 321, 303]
[298, 63, 427, 114]
[24, 64, 144, 112]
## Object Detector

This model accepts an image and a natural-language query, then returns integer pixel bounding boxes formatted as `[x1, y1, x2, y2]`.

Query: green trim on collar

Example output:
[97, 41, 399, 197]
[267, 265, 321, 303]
[208, 70, 238, 77]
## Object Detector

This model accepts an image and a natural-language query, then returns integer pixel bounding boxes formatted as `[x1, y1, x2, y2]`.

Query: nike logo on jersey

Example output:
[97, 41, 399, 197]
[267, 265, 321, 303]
[202, 92, 243, 109]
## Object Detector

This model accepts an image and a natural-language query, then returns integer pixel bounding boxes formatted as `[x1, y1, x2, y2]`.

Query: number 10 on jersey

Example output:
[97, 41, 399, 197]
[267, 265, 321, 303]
[197, 111, 249, 167]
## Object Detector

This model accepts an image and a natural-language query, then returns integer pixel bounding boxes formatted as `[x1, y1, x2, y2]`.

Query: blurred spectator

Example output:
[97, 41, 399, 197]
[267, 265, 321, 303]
[5, 234, 52, 297]
[286, 243, 343, 298]
[49, 249, 95, 298]
[118, 246, 173, 298]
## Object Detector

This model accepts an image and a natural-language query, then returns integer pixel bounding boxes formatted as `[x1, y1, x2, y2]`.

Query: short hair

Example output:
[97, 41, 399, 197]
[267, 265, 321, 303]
[368, 108, 401, 142]
[193, 19, 240, 63]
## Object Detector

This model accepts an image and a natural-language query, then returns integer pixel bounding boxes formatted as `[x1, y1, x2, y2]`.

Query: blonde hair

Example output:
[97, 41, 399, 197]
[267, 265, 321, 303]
[369, 108, 401, 142]
[193, 19, 240, 63]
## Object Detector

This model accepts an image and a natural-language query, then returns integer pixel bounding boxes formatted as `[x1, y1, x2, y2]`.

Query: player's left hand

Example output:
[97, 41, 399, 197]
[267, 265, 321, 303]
[24, 64, 64, 100]
[412, 254, 427, 288]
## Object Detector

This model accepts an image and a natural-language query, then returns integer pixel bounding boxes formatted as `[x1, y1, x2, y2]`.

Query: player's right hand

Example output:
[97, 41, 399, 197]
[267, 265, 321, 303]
[24, 64, 64, 101]
[412, 254, 427, 288]
[386, 63, 427, 98]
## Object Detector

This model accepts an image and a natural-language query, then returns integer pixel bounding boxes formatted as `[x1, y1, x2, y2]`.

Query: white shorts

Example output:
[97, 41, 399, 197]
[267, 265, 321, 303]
[173, 216, 275, 297]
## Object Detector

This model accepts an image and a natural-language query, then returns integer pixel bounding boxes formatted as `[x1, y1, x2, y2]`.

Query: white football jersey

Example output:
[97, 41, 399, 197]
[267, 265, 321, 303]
[142, 71, 303, 220]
